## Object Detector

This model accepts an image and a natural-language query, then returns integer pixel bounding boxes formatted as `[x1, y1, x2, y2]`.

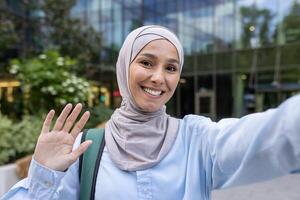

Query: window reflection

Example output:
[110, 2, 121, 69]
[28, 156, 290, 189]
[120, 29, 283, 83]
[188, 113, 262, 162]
[70, 0, 300, 118]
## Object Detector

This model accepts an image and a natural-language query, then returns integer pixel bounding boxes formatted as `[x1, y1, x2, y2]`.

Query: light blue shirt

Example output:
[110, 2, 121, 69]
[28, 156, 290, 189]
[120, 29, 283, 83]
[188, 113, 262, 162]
[2, 95, 300, 200]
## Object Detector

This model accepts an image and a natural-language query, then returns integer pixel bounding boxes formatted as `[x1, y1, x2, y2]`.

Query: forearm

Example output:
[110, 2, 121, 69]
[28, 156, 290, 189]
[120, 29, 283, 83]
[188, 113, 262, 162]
[1, 159, 65, 200]
[210, 94, 300, 189]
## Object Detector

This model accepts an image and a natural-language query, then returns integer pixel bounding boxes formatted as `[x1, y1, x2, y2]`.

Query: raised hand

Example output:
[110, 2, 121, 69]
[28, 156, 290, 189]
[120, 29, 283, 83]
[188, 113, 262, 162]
[34, 103, 92, 171]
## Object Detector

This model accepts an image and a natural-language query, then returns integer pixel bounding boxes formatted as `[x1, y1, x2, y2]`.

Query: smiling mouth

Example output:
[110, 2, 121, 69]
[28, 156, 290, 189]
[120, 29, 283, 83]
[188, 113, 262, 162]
[142, 87, 164, 97]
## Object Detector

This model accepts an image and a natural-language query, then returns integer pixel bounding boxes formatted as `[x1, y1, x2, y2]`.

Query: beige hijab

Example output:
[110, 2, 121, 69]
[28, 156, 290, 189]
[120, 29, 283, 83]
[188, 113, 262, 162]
[105, 25, 184, 171]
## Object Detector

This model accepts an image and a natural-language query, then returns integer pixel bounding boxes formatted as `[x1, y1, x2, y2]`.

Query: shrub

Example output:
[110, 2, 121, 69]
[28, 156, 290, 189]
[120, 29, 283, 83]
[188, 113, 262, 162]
[0, 114, 42, 165]
[11, 116, 42, 159]
[9, 50, 90, 113]
[0, 114, 14, 165]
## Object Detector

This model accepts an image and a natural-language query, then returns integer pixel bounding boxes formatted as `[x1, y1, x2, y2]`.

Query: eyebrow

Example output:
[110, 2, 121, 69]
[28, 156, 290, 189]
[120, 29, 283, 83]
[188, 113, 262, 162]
[139, 53, 180, 65]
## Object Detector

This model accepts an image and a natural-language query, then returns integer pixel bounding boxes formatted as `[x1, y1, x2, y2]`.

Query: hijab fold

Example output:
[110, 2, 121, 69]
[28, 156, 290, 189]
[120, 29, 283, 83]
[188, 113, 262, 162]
[105, 25, 184, 171]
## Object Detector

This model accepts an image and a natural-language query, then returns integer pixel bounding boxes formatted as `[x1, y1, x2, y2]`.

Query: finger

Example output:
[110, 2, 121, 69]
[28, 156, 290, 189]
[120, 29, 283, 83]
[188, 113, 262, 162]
[69, 140, 92, 162]
[41, 110, 55, 134]
[52, 103, 73, 131]
[70, 111, 90, 139]
[62, 103, 82, 132]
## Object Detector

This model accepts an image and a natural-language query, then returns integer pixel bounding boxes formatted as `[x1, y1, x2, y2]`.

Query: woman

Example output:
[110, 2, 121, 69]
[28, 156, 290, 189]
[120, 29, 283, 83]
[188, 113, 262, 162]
[2, 25, 300, 200]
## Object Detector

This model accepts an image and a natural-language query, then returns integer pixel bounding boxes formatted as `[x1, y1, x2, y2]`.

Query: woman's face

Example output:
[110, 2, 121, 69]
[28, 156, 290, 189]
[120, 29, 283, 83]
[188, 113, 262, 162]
[129, 39, 180, 112]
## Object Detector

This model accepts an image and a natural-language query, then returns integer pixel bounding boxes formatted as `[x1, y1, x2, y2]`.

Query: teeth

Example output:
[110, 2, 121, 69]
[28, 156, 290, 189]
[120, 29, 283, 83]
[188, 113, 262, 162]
[143, 87, 162, 96]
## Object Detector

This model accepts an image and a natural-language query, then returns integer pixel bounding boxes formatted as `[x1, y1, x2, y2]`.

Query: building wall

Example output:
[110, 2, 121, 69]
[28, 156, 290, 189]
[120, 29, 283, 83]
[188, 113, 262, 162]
[71, 0, 300, 119]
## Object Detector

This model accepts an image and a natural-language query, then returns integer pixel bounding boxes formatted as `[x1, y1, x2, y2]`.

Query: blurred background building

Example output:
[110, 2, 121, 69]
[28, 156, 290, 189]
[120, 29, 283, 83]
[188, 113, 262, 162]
[2, 0, 300, 119]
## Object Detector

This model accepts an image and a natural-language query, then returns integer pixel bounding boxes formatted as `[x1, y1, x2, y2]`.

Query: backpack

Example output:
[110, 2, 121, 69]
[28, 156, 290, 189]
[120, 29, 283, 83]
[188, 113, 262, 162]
[79, 128, 105, 200]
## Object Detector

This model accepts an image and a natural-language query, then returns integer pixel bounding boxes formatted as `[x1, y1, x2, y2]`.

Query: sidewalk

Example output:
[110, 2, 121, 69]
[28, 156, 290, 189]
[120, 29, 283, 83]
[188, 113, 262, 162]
[212, 174, 300, 200]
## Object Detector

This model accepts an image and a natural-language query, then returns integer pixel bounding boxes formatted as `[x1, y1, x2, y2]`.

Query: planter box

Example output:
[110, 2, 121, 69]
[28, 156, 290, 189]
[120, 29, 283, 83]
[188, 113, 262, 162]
[0, 163, 20, 197]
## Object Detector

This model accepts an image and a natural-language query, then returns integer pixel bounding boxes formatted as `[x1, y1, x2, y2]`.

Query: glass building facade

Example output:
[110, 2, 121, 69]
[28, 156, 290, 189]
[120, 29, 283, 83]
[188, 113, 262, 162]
[6, 0, 300, 119]
[71, 0, 300, 119]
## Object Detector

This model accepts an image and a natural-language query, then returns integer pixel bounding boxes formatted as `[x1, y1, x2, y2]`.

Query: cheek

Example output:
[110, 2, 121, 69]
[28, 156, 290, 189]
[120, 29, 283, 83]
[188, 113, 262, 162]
[130, 68, 147, 87]
[129, 76, 139, 96]
[167, 77, 180, 92]
[128, 66, 139, 93]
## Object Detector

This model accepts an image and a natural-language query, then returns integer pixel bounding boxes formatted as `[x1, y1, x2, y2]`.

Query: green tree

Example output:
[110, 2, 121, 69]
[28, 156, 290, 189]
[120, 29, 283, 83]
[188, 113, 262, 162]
[41, 0, 102, 76]
[282, 1, 300, 43]
[0, 15, 18, 56]
[240, 5, 273, 48]
[0, 2, 19, 74]
[2, 0, 102, 77]
[259, 9, 273, 46]
[272, 1, 300, 83]
[0, 0, 43, 57]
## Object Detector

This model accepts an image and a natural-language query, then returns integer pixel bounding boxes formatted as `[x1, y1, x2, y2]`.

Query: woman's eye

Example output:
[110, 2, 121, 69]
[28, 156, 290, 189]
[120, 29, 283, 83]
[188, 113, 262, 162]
[166, 65, 177, 72]
[140, 60, 152, 67]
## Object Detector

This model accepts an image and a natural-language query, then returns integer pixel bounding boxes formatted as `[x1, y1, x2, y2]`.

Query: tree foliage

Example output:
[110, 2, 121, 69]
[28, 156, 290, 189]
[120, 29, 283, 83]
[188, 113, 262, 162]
[1, 0, 102, 77]
[41, 0, 102, 76]
[240, 5, 274, 48]
[282, 1, 300, 43]
[0, 3, 19, 74]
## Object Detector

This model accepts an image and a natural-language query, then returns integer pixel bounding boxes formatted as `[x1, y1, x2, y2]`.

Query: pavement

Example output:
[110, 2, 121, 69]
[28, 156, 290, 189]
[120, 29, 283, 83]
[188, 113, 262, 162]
[212, 174, 300, 200]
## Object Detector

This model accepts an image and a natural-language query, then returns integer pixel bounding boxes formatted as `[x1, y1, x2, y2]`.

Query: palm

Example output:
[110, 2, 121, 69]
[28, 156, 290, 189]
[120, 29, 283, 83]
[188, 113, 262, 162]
[34, 104, 92, 171]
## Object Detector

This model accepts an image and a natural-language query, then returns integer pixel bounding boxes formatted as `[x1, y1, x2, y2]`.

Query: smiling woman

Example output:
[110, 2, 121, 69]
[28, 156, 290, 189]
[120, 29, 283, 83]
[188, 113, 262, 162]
[105, 26, 184, 171]
[2, 25, 300, 200]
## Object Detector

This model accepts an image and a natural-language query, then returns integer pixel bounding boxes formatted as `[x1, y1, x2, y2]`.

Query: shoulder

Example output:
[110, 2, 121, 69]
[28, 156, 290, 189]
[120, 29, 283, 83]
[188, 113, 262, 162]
[176, 115, 216, 145]
[178, 115, 241, 139]
[179, 114, 214, 133]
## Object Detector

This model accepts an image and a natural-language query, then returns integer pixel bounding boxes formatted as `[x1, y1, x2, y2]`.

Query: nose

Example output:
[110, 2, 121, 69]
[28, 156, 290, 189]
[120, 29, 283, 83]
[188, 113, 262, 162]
[150, 68, 164, 85]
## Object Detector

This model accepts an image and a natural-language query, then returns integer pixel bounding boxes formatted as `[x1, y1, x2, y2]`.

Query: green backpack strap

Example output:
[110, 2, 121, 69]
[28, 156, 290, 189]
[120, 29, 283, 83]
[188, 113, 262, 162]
[79, 128, 105, 200]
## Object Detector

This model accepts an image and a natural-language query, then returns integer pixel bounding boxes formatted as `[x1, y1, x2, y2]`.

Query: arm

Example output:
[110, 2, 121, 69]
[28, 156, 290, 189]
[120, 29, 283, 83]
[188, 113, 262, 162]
[206, 95, 300, 189]
[1, 133, 84, 200]
[1, 159, 65, 200]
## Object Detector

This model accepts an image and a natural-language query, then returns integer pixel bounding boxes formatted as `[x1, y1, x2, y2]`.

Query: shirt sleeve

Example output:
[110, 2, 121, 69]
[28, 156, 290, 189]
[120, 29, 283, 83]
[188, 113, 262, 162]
[205, 94, 300, 189]
[0, 159, 65, 200]
[1, 133, 83, 200]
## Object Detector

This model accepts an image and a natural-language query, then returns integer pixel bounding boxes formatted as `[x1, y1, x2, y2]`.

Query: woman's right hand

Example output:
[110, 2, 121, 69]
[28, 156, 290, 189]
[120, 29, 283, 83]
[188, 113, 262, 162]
[33, 103, 92, 172]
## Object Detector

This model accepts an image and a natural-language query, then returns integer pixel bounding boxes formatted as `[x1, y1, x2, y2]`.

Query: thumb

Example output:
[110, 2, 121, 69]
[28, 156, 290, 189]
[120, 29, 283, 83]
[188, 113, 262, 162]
[69, 140, 93, 162]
